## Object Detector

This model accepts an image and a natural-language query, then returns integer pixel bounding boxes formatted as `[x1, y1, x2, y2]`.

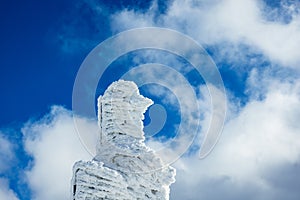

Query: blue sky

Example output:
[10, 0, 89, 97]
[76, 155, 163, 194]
[1, 0, 300, 200]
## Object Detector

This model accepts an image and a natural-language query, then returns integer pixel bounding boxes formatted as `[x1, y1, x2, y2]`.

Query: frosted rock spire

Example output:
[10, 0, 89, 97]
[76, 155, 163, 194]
[72, 80, 176, 200]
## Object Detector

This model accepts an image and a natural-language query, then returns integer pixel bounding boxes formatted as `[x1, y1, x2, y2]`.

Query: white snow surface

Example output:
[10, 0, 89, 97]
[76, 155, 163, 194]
[72, 80, 176, 200]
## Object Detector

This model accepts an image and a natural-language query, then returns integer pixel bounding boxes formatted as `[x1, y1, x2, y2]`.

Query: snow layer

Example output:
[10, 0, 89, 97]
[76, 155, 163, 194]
[72, 80, 176, 200]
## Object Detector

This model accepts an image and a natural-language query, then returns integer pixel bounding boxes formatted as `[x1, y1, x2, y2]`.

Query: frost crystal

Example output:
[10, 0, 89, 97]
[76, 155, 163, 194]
[72, 80, 176, 200]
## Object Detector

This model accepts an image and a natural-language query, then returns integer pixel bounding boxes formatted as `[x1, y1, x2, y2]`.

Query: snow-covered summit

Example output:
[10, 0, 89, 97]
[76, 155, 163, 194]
[72, 80, 176, 200]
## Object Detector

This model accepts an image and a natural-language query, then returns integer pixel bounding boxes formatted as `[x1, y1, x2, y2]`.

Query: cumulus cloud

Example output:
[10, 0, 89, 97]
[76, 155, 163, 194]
[111, 0, 300, 68]
[23, 106, 92, 200]
[170, 79, 300, 200]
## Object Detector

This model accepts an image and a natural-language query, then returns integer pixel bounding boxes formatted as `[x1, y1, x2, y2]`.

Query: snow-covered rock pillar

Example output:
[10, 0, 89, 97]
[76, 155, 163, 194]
[72, 80, 176, 200]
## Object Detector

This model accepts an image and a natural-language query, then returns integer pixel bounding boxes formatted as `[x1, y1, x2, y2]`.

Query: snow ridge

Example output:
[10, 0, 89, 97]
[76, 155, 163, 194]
[72, 80, 176, 200]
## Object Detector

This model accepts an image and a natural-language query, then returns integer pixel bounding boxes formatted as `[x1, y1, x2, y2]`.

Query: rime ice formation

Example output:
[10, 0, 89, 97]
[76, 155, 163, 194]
[72, 80, 176, 200]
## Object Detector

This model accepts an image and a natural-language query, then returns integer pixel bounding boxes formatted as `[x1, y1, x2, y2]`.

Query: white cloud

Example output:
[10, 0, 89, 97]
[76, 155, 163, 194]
[0, 133, 15, 172]
[170, 79, 300, 200]
[0, 134, 19, 200]
[0, 178, 19, 200]
[23, 106, 92, 200]
[111, 0, 300, 68]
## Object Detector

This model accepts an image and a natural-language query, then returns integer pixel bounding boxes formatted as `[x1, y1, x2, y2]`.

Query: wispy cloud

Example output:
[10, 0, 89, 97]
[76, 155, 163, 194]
[0, 134, 15, 172]
[0, 178, 19, 200]
[111, 0, 300, 69]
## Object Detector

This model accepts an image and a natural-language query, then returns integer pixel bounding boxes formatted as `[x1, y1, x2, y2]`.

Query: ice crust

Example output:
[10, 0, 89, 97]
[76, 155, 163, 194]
[72, 80, 176, 200]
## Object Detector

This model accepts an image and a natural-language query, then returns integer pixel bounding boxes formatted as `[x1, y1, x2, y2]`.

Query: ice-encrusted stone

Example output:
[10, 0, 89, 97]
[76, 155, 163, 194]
[72, 80, 176, 200]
